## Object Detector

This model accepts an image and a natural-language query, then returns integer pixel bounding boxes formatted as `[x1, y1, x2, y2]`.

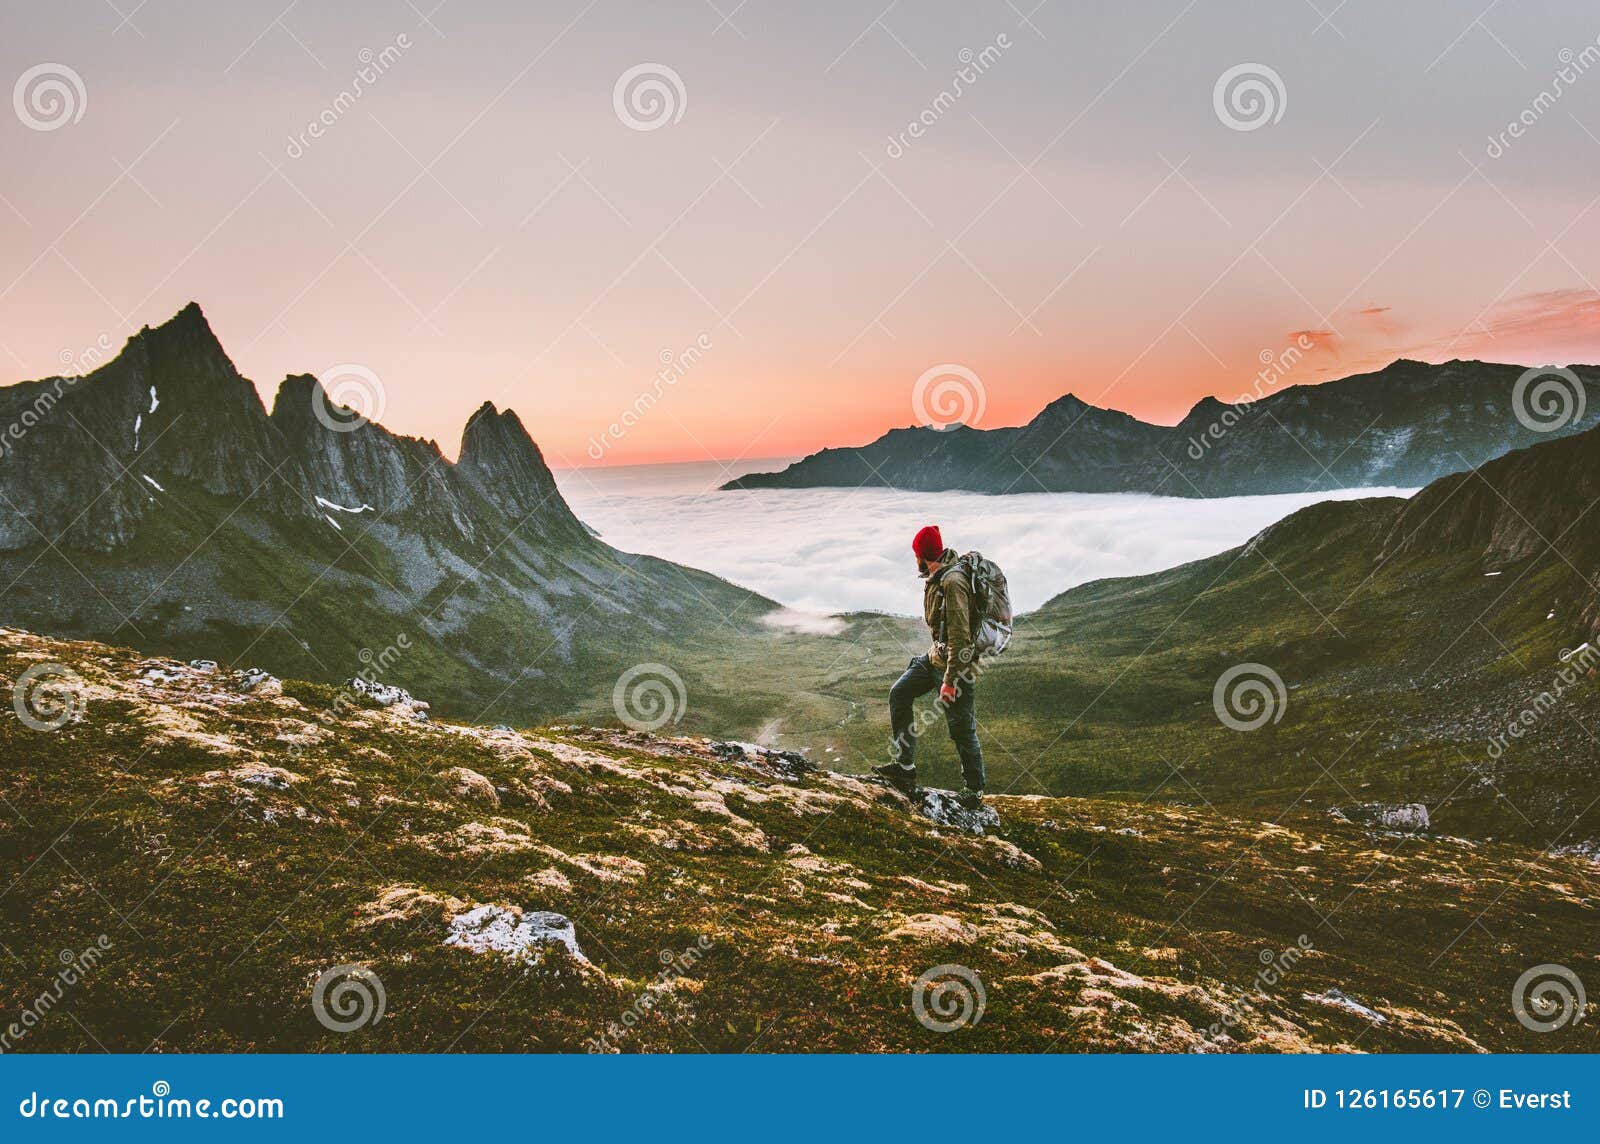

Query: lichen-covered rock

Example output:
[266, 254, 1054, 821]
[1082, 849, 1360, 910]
[444, 905, 587, 962]
[1302, 988, 1387, 1024]
[884, 912, 979, 944]
[914, 788, 1002, 834]
[236, 667, 280, 695]
[360, 885, 466, 927]
[858, 778, 1002, 834]
[420, 819, 536, 856]
[708, 739, 814, 773]
[439, 766, 499, 807]
[1341, 803, 1430, 832]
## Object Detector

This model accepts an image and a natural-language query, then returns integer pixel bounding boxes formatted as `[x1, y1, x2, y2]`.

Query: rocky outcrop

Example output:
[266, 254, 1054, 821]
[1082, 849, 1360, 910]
[444, 904, 588, 962]
[861, 778, 1003, 835]
[346, 676, 430, 720]
[270, 374, 480, 543]
[911, 787, 1002, 834]
[0, 303, 309, 549]
[457, 402, 586, 542]
[708, 739, 816, 781]
[1337, 802, 1431, 833]
[1380, 421, 1600, 570]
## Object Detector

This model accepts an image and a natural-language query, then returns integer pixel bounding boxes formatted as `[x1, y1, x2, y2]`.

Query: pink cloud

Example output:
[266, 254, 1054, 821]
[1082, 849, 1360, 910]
[1288, 328, 1341, 357]
[1434, 289, 1600, 364]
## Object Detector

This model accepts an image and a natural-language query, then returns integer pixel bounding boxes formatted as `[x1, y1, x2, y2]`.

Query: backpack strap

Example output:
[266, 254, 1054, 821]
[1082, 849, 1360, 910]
[933, 560, 969, 647]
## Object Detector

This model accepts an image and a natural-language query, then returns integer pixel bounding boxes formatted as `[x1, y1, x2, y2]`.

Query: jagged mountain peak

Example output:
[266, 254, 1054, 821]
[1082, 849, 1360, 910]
[1026, 390, 1150, 429]
[268, 375, 495, 542]
[143, 299, 209, 332]
[460, 400, 542, 466]
[1185, 394, 1230, 414]
[137, 299, 213, 341]
[1024, 392, 1106, 426]
[0, 308, 611, 551]
[130, 301, 237, 384]
[269, 372, 327, 421]
[458, 399, 580, 535]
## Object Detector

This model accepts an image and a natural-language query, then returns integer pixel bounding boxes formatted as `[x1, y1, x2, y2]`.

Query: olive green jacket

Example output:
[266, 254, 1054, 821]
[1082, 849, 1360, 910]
[922, 548, 977, 686]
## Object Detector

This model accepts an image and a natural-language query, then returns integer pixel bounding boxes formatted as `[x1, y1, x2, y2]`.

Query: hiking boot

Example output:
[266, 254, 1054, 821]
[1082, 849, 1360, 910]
[871, 762, 918, 793]
[955, 787, 985, 810]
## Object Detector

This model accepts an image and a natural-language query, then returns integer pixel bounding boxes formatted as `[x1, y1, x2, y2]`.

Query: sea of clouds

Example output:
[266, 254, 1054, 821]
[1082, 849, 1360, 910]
[555, 460, 1416, 619]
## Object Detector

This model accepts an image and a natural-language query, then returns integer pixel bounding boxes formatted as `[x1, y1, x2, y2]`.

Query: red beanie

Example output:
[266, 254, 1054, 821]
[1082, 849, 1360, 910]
[911, 525, 944, 561]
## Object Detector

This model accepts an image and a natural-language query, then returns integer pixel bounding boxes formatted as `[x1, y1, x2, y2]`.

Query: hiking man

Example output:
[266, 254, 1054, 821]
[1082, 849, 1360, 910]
[873, 524, 987, 807]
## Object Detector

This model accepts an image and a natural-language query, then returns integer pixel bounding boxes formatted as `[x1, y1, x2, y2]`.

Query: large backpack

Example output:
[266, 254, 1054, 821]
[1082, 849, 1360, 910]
[948, 550, 1013, 656]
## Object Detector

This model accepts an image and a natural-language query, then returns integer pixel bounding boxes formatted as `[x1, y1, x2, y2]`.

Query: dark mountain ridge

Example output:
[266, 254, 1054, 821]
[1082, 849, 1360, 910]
[725, 358, 1600, 496]
[0, 304, 771, 720]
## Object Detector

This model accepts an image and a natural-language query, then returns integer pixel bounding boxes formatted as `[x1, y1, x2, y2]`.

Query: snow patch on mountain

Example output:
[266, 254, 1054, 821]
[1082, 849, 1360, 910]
[315, 495, 373, 514]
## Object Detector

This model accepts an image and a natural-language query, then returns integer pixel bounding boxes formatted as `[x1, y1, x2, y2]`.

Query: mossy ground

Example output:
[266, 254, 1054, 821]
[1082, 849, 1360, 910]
[1, 628, 1595, 1053]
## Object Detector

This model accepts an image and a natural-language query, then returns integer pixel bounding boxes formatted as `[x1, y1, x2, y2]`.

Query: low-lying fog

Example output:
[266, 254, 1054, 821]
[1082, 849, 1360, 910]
[556, 460, 1416, 618]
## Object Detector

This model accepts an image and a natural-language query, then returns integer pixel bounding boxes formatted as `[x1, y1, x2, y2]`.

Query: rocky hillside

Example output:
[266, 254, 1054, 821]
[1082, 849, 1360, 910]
[2, 626, 1594, 1052]
[1382, 419, 1600, 578]
[0, 305, 772, 722]
[726, 359, 1600, 496]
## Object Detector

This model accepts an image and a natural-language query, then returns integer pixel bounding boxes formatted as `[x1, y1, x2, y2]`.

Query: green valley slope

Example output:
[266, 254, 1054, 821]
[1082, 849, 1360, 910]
[672, 424, 1600, 851]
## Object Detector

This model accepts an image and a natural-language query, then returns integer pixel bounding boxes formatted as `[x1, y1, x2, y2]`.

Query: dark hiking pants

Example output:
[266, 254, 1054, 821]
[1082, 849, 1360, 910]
[888, 654, 985, 791]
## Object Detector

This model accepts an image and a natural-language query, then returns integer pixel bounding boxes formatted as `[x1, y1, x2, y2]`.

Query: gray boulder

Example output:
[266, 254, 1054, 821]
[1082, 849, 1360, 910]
[1341, 802, 1430, 832]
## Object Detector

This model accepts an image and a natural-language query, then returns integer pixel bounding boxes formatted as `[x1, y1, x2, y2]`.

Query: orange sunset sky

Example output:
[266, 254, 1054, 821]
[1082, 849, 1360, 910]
[4, 2, 1600, 468]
